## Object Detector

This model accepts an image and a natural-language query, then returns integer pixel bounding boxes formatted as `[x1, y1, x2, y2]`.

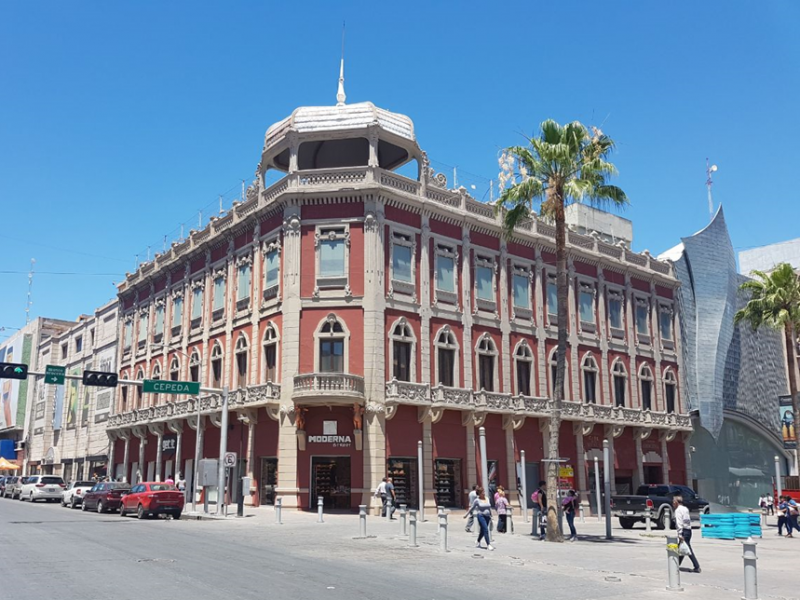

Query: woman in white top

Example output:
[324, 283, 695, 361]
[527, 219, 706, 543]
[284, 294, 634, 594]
[464, 486, 495, 550]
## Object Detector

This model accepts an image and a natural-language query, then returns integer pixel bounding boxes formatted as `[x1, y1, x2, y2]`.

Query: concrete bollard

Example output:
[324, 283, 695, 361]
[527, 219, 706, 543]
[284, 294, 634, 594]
[742, 537, 759, 600]
[409, 509, 418, 547]
[437, 505, 444, 533]
[579, 506, 585, 524]
[666, 535, 683, 592]
[359, 504, 367, 537]
[400, 504, 407, 535]
[507, 507, 514, 534]
[438, 507, 448, 552]
[760, 510, 767, 528]
[317, 496, 324, 523]
[275, 497, 282, 525]
[646, 509, 652, 533]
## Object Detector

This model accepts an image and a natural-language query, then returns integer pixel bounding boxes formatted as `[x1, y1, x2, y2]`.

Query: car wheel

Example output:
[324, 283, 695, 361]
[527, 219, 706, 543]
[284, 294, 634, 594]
[137, 504, 146, 520]
[29, 493, 34, 503]
[119, 504, 127, 517]
[97, 501, 104, 514]
[71, 498, 77, 509]
[619, 517, 636, 529]
[81, 500, 88, 511]
[174, 511, 182, 520]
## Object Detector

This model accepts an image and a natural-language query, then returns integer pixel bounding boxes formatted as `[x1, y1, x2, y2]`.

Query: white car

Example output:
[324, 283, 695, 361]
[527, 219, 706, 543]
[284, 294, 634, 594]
[61, 480, 96, 508]
[20, 475, 65, 503]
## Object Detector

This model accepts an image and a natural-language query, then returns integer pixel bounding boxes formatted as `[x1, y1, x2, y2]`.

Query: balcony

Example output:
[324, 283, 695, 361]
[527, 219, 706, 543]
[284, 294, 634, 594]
[292, 372, 365, 404]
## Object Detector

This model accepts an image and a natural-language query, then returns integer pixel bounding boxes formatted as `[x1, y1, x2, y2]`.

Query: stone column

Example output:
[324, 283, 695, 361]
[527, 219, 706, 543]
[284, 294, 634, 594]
[465, 415, 477, 490]
[137, 437, 146, 483]
[504, 423, 519, 508]
[421, 414, 436, 512]
[683, 432, 693, 486]
[107, 434, 116, 481]
[574, 422, 589, 502]
[660, 432, 670, 484]
[603, 425, 617, 494]
[122, 435, 130, 483]
[634, 431, 644, 490]
[365, 407, 387, 512]
[168, 420, 184, 480]
[155, 430, 163, 482]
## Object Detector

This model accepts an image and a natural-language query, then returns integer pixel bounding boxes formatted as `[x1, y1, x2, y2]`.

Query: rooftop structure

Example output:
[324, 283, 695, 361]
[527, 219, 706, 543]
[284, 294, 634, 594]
[739, 237, 800, 275]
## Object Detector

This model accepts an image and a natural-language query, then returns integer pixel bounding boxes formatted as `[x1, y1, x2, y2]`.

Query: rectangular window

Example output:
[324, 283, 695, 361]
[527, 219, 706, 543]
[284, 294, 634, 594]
[475, 265, 493, 301]
[666, 384, 676, 413]
[660, 310, 673, 340]
[636, 302, 649, 335]
[547, 279, 558, 316]
[172, 296, 182, 327]
[236, 352, 247, 388]
[392, 234, 413, 283]
[438, 348, 455, 387]
[123, 322, 132, 349]
[237, 264, 251, 301]
[75, 337, 82, 353]
[213, 276, 225, 311]
[579, 289, 595, 324]
[393, 341, 411, 382]
[319, 238, 345, 277]
[191, 287, 203, 320]
[608, 297, 623, 330]
[516, 360, 531, 396]
[614, 376, 626, 407]
[478, 355, 494, 391]
[319, 340, 344, 373]
[265, 249, 280, 288]
[436, 255, 455, 293]
[154, 305, 164, 335]
[62, 343, 68, 359]
[264, 344, 277, 382]
[137, 314, 148, 342]
[584, 371, 596, 403]
[513, 274, 530, 309]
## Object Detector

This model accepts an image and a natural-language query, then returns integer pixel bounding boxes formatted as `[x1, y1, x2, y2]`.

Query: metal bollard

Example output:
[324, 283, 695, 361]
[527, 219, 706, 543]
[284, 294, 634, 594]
[400, 504, 407, 535]
[507, 507, 514, 534]
[646, 509, 652, 533]
[742, 537, 759, 600]
[275, 497, 282, 525]
[409, 509, 418, 546]
[359, 504, 367, 537]
[437, 505, 444, 533]
[438, 507, 448, 552]
[760, 510, 767, 528]
[317, 496, 324, 523]
[579, 505, 585, 524]
[666, 535, 683, 592]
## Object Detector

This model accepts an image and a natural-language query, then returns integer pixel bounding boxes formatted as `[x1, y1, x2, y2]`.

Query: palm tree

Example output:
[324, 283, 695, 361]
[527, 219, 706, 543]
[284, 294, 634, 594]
[496, 120, 627, 542]
[734, 263, 800, 466]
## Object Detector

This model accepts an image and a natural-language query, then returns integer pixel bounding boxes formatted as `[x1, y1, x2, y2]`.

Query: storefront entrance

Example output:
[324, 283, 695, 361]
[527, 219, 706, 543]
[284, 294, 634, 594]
[434, 458, 462, 508]
[387, 457, 418, 509]
[311, 456, 351, 510]
[260, 457, 278, 506]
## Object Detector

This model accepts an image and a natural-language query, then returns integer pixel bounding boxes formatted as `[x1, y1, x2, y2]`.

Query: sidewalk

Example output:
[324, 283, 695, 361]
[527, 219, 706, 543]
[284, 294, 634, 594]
[182, 505, 795, 600]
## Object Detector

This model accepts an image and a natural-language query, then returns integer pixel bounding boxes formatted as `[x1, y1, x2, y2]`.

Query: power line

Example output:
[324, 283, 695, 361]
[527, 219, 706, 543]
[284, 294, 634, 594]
[0, 270, 123, 277]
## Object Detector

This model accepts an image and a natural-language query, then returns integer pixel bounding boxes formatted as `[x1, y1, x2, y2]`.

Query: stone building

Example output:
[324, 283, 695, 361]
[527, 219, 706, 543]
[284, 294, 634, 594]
[108, 88, 691, 512]
[25, 300, 119, 480]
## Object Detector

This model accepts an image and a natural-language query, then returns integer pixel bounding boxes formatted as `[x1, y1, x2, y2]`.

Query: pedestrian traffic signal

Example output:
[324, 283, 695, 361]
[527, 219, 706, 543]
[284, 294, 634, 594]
[82, 370, 118, 388]
[0, 362, 28, 380]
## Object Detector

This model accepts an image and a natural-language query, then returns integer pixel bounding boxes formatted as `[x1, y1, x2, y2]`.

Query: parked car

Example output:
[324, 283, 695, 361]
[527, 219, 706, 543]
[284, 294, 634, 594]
[3, 476, 22, 499]
[0, 476, 10, 495]
[611, 484, 710, 530]
[81, 481, 130, 513]
[61, 480, 96, 508]
[20, 475, 66, 502]
[120, 482, 184, 520]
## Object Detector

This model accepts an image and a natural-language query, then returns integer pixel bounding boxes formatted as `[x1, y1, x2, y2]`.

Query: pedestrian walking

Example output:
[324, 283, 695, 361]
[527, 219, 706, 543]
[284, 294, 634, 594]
[374, 477, 387, 516]
[563, 489, 579, 541]
[785, 496, 799, 538]
[530, 480, 547, 540]
[758, 494, 766, 513]
[464, 486, 494, 550]
[495, 489, 509, 533]
[777, 495, 789, 536]
[165, 475, 175, 486]
[465, 485, 478, 533]
[385, 477, 397, 519]
[766, 493, 774, 515]
[674, 495, 701, 573]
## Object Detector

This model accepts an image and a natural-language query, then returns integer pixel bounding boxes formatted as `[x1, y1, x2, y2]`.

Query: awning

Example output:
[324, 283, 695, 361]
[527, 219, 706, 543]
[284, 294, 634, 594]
[0, 457, 20, 470]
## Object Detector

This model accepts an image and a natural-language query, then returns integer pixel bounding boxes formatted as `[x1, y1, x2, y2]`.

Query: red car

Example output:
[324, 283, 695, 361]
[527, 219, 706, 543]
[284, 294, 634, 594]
[120, 482, 184, 520]
[82, 481, 130, 513]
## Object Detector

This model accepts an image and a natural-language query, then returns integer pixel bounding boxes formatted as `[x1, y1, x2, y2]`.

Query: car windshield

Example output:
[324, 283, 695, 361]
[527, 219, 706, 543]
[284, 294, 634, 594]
[149, 484, 177, 491]
[41, 477, 64, 485]
[108, 483, 129, 490]
[76, 481, 95, 487]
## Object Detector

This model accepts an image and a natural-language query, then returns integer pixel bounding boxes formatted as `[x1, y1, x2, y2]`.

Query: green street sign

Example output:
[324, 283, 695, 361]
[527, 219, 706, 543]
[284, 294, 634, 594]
[45, 365, 66, 385]
[142, 379, 200, 395]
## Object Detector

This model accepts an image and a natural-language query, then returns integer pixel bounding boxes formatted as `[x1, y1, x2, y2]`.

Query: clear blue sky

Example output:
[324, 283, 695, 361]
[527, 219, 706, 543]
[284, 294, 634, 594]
[2, 1, 799, 335]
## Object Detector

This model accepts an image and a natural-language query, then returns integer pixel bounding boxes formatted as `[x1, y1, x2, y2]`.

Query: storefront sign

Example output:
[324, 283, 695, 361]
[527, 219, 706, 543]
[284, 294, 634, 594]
[161, 435, 177, 455]
[307, 435, 352, 447]
[558, 465, 575, 497]
[779, 395, 796, 450]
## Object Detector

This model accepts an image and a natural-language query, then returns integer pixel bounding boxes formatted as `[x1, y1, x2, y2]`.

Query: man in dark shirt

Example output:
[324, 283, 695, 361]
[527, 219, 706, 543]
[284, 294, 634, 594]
[385, 477, 397, 519]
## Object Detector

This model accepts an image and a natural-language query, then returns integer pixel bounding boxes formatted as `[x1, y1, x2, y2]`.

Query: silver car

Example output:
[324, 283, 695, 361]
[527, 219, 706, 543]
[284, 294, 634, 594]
[61, 480, 96, 508]
[3, 476, 23, 499]
[20, 475, 65, 502]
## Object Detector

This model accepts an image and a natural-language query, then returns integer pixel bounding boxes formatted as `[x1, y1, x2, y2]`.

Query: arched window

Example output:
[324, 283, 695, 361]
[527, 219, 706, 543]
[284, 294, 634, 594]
[514, 341, 533, 397]
[639, 364, 654, 411]
[664, 369, 677, 414]
[389, 319, 415, 382]
[435, 327, 458, 387]
[612, 360, 627, 407]
[582, 354, 599, 404]
[262, 323, 279, 382]
[548, 349, 570, 399]
[135, 368, 144, 409]
[235, 335, 249, 389]
[189, 349, 201, 383]
[317, 315, 346, 373]
[476, 334, 498, 392]
[211, 343, 223, 388]
[151, 363, 162, 406]
[170, 357, 180, 382]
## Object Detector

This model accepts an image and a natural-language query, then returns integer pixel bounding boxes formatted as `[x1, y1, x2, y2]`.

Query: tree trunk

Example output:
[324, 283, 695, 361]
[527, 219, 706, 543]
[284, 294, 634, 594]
[784, 323, 799, 474]
[546, 188, 567, 543]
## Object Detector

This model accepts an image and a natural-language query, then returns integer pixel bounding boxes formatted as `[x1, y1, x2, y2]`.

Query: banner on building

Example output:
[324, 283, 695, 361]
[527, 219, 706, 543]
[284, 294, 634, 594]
[0, 334, 25, 429]
[779, 395, 796, 450]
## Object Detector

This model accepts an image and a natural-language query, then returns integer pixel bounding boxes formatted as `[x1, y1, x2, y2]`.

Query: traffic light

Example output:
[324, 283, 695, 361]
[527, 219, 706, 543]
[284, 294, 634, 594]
[82, 370, 118, 388]
[0, 362, 28, 380]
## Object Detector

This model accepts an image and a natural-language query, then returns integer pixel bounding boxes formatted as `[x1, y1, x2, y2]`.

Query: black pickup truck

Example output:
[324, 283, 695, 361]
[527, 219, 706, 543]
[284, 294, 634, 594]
[611, 484, 710, 530]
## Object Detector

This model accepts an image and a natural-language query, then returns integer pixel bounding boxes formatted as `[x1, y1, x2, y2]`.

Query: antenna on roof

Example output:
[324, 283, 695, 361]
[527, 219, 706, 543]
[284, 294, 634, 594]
[25, 258, 35, 324]
[336, 21, 346, 106]
[706, 158, 718, 219]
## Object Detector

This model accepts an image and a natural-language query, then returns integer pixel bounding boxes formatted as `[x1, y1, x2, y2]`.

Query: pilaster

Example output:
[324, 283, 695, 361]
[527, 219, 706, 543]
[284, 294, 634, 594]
[499, 244, 512, 393]
[420, 216, 432, 385]
[567, 261, 580, 400]
[534, 251, 548, 396]
[461, 229, 473, 388]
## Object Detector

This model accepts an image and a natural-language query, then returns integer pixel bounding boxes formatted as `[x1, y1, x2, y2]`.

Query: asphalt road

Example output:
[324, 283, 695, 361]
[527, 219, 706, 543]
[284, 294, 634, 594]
[2, 498, 787, 600]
